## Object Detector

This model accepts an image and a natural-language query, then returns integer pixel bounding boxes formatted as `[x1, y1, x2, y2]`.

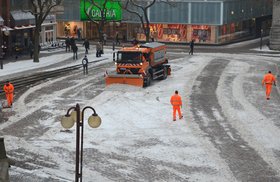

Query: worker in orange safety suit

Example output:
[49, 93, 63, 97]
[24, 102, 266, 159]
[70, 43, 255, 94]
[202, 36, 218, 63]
[170, 90, 183, 121]
[3, 81, 14, 107]
[262, 71, 276, 100]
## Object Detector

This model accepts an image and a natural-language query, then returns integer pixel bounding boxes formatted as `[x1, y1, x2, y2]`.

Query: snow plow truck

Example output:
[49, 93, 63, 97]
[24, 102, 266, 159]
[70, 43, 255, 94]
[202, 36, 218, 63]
[105, 42, 171, 87]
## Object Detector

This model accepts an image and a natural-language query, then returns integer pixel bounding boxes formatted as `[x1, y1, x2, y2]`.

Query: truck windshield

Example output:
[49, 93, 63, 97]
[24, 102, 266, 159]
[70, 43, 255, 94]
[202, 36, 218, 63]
[117, 52, 142, 63]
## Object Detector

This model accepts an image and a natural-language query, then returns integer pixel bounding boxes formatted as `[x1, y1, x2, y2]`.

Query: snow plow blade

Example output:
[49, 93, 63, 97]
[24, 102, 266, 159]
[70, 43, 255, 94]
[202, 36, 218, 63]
[105, 74, 144, 87]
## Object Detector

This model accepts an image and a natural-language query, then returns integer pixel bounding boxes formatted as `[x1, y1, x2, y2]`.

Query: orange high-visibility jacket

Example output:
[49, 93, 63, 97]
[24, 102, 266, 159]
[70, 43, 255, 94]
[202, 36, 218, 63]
[262, 73, 276, 85]
[3, 83, 14, 94]
[170, 94, 182, 106]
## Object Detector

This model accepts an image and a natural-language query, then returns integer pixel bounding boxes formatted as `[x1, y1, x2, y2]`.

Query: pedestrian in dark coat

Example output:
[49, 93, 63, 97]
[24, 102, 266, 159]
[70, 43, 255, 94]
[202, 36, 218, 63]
[82, 55, 88, 75]
[72, 45, 78, 60]
[96, 42, 102, 57]
[189, 39, 194, 55]
[65, 37, 71, 52]
[83, 39, 90, 54]
[70, 37, 75, 52]
[29, 41, 34, 59]
[116, 32, 120, 45]
[103, 33, 107, 45]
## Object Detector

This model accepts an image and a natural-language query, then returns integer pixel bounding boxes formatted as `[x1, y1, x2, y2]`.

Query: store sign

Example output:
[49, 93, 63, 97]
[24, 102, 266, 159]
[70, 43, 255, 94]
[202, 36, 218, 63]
[80, 0, 122, 21]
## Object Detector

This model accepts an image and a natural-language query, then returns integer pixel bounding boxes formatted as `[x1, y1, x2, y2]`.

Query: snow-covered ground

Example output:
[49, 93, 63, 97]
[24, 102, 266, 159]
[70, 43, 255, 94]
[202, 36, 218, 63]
[1, 44, 280, 181]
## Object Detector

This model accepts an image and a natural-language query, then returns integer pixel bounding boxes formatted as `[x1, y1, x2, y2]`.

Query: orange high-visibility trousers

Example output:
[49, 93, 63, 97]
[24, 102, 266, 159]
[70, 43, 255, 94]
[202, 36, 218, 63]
[265, 84, 272, 99]
[5, 93, 13, 107]
[173, 106, 182, 120]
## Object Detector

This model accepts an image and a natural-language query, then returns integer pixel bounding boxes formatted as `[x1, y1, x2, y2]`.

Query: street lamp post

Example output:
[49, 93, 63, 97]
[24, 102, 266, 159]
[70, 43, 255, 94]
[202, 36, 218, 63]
[0, 26, 3, 69]
[61, 103, 101, 182]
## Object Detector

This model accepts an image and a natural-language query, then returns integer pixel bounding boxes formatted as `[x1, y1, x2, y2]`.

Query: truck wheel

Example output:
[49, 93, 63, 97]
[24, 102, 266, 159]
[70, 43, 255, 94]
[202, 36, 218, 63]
[161, 67, 167, 80]
[144, 75, 151, 87]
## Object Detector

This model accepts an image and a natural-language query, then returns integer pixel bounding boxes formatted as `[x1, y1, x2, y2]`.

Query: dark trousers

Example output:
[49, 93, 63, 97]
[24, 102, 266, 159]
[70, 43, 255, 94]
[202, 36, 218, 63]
[66, 45, 70, 52]
[189, 47, 194, 55]
[83, 66, 88, 74]
[30, 51, 34, 58]
[73, 52, 78, 60]
[96, 50, 101, 57]
[85, 48, 88, 54]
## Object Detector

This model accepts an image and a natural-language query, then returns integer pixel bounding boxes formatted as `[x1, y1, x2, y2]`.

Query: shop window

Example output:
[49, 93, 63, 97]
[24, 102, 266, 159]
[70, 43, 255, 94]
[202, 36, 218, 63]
[191, 25, 210, 43]
[64, 23, 70, 37]
[135, 23, 187, 43]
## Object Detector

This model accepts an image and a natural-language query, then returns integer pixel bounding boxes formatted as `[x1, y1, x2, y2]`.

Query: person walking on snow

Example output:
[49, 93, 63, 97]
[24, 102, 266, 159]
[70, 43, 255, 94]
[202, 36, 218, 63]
[65, 37, 71, 52]
[189, 39, 194, 55]
[262, 71, 276, 100]
[83, 39, 90, 54]
[170, 90, 183, 121]
[72, 44, 78, 60]
[115, 32, 120, 45]
[3, 81, 14, 107]
[82, 55, 88, 75]
[96, 42, 102, 57]
[29, 41, 34, 59]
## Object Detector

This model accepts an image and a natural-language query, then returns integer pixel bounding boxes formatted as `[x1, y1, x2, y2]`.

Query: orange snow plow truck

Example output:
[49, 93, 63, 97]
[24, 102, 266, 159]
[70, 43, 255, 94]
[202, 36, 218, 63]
[105, 42, 171, 87]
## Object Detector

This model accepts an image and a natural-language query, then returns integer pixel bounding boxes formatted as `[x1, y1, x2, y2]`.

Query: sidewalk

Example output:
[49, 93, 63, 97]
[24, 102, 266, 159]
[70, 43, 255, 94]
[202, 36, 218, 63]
[0, 46, 113, 83]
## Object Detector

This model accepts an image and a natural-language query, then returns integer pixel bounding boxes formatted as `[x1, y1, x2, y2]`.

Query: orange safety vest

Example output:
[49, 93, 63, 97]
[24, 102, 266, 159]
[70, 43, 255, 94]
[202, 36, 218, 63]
[262, 73, 276, 85]
[3, 83, 14, 94]
[170, 94, 182, 106]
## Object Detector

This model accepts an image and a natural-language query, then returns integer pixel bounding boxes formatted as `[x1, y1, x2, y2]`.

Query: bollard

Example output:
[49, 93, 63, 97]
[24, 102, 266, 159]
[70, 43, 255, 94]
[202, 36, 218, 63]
[0, 138, 7, 159]
[0, 58, 3, 69]
[0, 138, 10, 182]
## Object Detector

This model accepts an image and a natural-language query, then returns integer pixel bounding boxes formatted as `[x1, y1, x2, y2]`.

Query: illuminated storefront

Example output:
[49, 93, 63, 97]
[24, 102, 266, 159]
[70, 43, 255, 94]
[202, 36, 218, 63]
[57, 0, 272, 44]
[57, 0, 123, 40]
[134, 24, 187, 42]
[124, 0, 272, 44]
[131, 23, 215, 43]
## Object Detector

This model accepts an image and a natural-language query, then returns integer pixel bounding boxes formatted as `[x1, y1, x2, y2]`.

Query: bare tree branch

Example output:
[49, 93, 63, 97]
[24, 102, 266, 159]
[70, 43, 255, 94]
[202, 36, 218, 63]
[28, 0, 62, 62]
[122, 0, 156, 42]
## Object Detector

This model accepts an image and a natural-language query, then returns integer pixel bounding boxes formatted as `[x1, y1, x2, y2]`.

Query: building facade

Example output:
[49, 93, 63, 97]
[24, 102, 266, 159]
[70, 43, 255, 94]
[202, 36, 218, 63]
[269, 0, 280, 50]
[0, 0, 57, 57]
[57, 0, 272, 44]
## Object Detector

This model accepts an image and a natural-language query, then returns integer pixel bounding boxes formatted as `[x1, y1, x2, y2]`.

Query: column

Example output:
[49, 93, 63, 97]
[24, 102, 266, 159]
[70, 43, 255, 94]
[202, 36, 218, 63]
[269, 0, 280, 50]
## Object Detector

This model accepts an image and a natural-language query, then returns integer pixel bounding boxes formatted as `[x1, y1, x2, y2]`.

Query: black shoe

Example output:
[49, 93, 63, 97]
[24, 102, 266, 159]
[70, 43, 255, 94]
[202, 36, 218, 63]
[267, 98, 270, 100]
[179, 116, 183, 119]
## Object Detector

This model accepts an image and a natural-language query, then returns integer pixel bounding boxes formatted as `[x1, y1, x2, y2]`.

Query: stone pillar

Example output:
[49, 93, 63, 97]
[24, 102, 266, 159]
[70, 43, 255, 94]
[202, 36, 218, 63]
[0, 138, 10, 182]
[269, 0, 280, 50]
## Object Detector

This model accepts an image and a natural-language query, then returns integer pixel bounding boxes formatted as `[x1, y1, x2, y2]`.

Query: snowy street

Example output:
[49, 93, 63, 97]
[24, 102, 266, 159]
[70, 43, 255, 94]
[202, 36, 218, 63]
[0, 44, 280, 181]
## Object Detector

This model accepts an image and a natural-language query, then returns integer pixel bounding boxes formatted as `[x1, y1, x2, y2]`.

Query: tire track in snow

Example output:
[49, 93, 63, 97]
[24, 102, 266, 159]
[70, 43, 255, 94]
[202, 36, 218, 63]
[190, 59, 279, 181]
[217, 60, 280, 177]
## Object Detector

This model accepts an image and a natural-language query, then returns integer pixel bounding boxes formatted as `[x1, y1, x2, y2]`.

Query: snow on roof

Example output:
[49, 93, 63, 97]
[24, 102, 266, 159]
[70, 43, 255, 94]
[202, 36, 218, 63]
[10, 10, 35, 21]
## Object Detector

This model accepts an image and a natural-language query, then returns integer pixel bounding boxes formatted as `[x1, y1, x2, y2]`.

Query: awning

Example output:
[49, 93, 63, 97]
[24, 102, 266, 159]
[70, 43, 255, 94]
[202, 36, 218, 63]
[1, 26, 13, 31]
[0, 16, 4, 26]
[10, 10, 35, 26]
[14, 25, 35, 30]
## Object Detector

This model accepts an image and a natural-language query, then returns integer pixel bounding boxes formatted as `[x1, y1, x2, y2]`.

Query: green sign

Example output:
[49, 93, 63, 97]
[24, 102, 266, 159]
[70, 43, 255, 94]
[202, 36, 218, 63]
[80, 0, 122, 21]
